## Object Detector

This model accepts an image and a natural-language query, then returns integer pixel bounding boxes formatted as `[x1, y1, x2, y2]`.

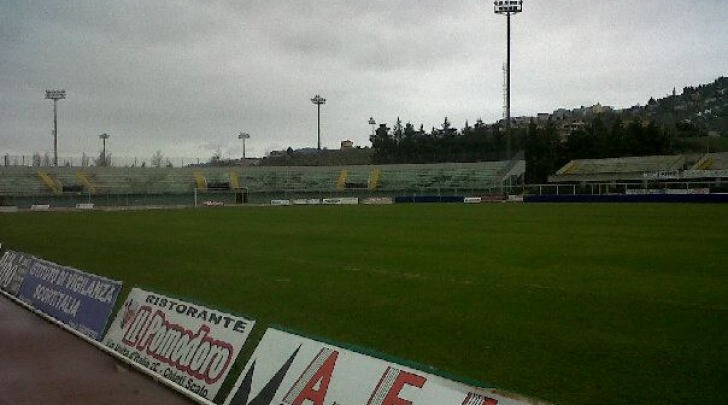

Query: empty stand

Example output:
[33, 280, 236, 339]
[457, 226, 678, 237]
[549, 155, 685, 182]
[0, 160, 523, 206]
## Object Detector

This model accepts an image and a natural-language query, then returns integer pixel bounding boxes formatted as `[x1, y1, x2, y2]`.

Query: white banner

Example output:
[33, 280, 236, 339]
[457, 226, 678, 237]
[224, 328, 548, 405]
[0, 250, 32, 296]
[103, 287, 256, 400]
[642, 170, 680, 180]
[364, 197, 394, 205]
[322, 197, 359, 205]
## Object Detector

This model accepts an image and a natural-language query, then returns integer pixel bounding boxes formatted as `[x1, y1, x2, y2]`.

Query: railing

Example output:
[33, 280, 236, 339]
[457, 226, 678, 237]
[524, 180, 725, 196]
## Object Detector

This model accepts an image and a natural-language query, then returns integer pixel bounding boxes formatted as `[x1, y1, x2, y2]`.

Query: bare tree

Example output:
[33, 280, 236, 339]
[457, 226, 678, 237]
[94, 152, 112, 167]
[151, 150, 164, 168]
[210, 148, 222, 165]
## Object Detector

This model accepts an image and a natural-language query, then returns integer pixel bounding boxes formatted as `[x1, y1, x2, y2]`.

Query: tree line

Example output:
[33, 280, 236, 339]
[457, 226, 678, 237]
[370, 115, 673, 183]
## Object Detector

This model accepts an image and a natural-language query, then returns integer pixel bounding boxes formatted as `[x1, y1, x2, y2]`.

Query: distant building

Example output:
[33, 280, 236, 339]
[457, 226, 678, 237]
[558, 120, 587, 141]
[590, 103, 606, 115]
[340, 140, 354, 150]
[552, 109, 571, 121]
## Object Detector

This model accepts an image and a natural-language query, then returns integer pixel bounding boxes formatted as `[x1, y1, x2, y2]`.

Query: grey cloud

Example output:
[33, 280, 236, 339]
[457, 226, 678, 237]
[1, 0, 726, 160]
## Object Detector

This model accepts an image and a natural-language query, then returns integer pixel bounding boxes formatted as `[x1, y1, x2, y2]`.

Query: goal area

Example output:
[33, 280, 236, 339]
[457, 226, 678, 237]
[193, 188, 248, 207]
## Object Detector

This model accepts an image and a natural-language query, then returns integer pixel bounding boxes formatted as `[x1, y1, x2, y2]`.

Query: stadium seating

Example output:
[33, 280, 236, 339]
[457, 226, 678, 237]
[549, 155, 685, 182]
[0, 167, 47, 196]
[375, 162, 511, 192]
[692, 152, 728, 170]
[0, 161, 523, 206]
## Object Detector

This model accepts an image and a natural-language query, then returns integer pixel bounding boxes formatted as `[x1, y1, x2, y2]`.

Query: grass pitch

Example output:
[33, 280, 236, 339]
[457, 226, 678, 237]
[1, 203, 726, 404]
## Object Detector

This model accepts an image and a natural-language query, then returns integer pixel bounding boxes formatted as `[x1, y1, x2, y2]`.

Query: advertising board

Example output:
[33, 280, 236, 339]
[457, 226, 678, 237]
[322, 197, 359, 205]
[363, 197, 394, 205]
[224, 328, 547, 405]
[103, 287, 256, 400]
[16, 257, 122, 340]
[0, 250, 32, 296]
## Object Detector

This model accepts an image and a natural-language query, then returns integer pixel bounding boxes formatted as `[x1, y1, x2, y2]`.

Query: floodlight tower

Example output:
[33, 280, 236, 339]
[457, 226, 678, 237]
[311, 94, 326, 150]
[45, 89, 66, 166]
[494, 0, 522, 159]
[99, 133, 110, 167]
[238, 132, 250, 160]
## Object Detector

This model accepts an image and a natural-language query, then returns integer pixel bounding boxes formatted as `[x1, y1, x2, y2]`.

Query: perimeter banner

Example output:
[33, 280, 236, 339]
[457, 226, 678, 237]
[224, 328, 548, 405]
[0, 250, 32, 296]
[16, 257, 122, 340]
[103, 287, 256, 400]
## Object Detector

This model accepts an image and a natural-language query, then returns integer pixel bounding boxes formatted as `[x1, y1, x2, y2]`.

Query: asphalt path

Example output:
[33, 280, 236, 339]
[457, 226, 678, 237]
[0, 295, 197, 405]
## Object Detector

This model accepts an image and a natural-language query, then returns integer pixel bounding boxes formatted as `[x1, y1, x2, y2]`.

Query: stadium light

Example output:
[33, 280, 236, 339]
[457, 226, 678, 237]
[99, 133, 110, 167]
[494, 0, 523, 159]
[45, 89, 66, 166]
[238, 132, 251, 160]
[311, 94, 326, 150]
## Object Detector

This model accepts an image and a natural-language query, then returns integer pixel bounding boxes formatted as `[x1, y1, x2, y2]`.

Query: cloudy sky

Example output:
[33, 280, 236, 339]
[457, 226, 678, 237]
[1, 0, 726, 164]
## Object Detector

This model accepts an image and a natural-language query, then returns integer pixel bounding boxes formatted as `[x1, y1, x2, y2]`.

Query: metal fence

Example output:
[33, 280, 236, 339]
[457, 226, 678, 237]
[2, 154, 208, 168]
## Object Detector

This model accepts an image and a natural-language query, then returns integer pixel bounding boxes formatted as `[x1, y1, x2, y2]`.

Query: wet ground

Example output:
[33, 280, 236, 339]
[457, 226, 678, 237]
[0, 295, 197, 405]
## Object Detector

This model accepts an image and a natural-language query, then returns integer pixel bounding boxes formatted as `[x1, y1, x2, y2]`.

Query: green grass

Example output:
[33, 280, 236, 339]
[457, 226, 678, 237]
[1, 204, 727, 404]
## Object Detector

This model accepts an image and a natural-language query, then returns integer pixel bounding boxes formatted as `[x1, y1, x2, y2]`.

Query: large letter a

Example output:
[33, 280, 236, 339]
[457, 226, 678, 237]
[283, 348, 339, 405]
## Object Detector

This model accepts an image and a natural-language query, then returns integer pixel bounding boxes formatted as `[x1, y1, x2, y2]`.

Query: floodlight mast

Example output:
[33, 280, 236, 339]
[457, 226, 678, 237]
[494, 0, 522, 160]
[99, 133, 110, 167]
[45, 89, 66, 166]
[311, 95, 326, 150]
[238, 132, 250, 160]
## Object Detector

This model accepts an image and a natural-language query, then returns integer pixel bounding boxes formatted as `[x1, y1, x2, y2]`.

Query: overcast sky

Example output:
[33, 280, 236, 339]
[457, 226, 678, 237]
[1, 0, 726, 163]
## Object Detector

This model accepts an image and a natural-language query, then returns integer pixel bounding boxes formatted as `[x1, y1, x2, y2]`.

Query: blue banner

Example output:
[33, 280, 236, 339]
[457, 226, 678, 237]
[17, 257, 123, 340]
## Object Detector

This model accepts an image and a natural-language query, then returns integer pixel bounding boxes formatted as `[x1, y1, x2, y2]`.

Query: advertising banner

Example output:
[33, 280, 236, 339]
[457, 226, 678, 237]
[224, 328, 548, 405]
[103, 287, 256, 400]
[16, 257, 122, 340]
[322, 197, 359, 205]
[0, 250, 32, 296]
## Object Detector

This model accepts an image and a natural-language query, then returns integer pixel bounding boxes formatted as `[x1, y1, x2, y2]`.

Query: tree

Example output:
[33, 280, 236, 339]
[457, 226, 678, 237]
[370, 123, 393, 163]
[95, 151, 111, 167]
[524, 122, 560, 183]
[462, 120, 472, 135]
[434, 117, 457, 138]
[151, 150, 165, 168]
[393, 117, 403, 143]
[210, 148, 222, 165]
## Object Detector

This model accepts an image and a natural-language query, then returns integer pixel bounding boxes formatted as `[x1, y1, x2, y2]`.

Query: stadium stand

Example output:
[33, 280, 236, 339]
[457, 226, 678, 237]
[0, 167, 47, 196]
[376, 161, 512, 192]
[369, 168, 382, 190]
[0, 160, 523, 207]
[549, 155, 686, 183]
[336, 170, 348, 191]
[681, 152, 728, 181]
[75, 171, 97, 194]
[691, 152, 728, 170]
[37, 170, 62, 194]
